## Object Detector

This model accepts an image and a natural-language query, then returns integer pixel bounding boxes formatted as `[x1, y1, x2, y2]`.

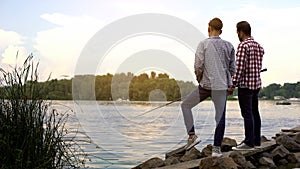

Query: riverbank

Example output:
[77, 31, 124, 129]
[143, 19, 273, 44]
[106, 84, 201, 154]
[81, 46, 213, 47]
[133, 126, 300, 169]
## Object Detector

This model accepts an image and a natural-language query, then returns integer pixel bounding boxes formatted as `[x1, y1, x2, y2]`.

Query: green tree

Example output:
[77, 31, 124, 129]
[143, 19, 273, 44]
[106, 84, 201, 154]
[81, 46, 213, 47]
[150, 71, 156, 79]
[259, 83, 281, 99]
[95, 73, 112, 100]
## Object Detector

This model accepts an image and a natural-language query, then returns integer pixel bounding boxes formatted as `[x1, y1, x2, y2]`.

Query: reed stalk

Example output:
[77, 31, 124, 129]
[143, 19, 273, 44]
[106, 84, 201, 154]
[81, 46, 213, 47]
[0, 54, 87, 169]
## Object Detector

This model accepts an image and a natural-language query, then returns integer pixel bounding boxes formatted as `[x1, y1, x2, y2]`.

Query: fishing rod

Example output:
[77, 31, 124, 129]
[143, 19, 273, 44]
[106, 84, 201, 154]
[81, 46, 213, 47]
[134, 97, 183, 118]
[135, 68, 268, 118]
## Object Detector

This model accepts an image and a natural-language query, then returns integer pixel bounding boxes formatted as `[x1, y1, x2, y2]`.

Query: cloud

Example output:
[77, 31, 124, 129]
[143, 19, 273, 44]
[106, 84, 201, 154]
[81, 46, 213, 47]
[34, 13, 103, 79]
[1, 45, 27, 65]
[2, 1, 299, 85]
[0, 29, 26, 64]
[0, 29, 24, 50]
[217, 5, 300, 85]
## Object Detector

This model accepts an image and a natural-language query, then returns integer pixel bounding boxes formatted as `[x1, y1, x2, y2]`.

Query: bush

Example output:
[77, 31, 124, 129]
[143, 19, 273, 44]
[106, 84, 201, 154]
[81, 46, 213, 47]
[0, 54, 87, 168]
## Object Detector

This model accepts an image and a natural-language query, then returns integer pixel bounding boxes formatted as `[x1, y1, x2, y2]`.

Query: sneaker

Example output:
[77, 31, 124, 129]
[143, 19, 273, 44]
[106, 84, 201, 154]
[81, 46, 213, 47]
[254, 145, 262, 149]
[232, 143, 254, 150]
[254, 143, 261, 148]
[185, 135, 201, 151]
[212, 146, 222, 157]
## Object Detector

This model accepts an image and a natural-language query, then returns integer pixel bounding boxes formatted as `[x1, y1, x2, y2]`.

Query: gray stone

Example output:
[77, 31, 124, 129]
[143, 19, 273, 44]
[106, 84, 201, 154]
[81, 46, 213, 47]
[294, 152, 300, 163]
[133, 157, 164, 169]
[165, 146, 185, 159]
[221, 137, 237, 152]
[199, 156, 239, 169]
[258, 157, 277, 169]
[164, 156, 180, 166]
[180, 148, 201, 162]
[261, 135, 270, 143]
[281, 126, 300, 132]
[276, 159, 288, 165]
[276, 134, 300, 151]
[293, 132, 300, 144]
[271, 145, 290, 161]
[201, 144, 213, 157]
[229, 140, 277, 157]
[229, 151, 256, 169]
[286, 153, 298, 163]
[156, 159, 202, 169]
[260, 152, 272, 158]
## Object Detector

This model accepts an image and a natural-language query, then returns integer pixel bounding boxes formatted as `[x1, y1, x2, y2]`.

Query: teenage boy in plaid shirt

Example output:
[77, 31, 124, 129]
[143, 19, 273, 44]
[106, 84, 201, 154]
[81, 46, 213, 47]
[231, 21, 265, 150]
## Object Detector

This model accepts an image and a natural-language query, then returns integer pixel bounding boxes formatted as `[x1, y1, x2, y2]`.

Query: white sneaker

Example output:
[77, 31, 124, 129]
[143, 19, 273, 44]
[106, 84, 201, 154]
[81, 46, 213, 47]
[185, 135, 201, 151]
[232, 143, 254, 150]
[254, 145, 263, 149]
[212, 146, 222, 157]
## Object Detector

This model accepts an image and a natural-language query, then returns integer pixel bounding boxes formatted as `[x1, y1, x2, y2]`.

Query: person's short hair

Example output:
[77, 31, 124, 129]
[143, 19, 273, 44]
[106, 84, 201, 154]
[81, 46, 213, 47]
[209, 18, 223, 31]
[237, 21, 251, 36]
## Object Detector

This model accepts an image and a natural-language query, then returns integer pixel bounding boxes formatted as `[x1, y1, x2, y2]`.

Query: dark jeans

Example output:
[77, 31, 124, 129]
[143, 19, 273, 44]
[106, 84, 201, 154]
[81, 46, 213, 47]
[238, 88, 261, 147]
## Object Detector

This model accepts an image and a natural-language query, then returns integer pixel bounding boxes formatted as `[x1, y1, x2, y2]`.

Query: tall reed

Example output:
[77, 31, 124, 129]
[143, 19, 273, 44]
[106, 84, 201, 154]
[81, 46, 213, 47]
[0, 54, 86, 168]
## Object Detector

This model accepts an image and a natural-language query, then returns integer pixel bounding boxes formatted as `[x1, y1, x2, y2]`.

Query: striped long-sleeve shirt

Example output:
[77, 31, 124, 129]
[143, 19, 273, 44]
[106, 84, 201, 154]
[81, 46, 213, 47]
[232, 37, 264, 90]
[195, 36, 236, 90]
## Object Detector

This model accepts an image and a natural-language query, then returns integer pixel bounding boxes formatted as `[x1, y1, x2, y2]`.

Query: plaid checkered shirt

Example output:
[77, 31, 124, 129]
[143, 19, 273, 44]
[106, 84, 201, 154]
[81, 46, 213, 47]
[232, 37, 264, 90]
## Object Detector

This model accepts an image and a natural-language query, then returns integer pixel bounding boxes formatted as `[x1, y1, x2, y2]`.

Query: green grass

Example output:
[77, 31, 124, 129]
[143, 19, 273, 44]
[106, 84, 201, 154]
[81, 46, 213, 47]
[0, 54, 87, 169]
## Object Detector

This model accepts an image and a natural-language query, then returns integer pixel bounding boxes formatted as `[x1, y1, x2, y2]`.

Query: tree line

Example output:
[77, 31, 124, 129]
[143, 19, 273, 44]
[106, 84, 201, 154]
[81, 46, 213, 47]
[23, 72, 196, 101]
[1, 71, 299, 101]
[259, 82, 300, 99]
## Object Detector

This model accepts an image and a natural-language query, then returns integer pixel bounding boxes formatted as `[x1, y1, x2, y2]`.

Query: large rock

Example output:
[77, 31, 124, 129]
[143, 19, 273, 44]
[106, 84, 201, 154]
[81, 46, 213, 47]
[260, 152, 272, 159]
[221, 137, 237, 152]
[276, 134, 300, 151]
[201, 144, 213, 157]
[286, 153, 298, 163]
[261, 135, 270, 143]
[276, 159, 288, 166]
[294, 152, 300, 163]
[293, 132, 300, 144]
[229, 151, 256, 169]
[165, 146, 186, 159]
[165, 145, 201, 163]
[271, 145, 290, 161]
[164, 156, 180, 166]
[258, 157, 277, 169]
[132, 157, 164, 169]
[180, 147, 201, 162]
[199, 156, 239, 169]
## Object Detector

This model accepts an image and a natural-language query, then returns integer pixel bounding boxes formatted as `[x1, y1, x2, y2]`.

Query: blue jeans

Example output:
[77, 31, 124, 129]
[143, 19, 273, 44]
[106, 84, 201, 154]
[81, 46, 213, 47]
[238, 88, 261, 147]
[181, 86, 227, 147]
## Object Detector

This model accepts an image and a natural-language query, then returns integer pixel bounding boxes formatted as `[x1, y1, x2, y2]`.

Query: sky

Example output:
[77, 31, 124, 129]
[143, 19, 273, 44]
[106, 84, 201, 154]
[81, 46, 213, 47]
[1, 0, 300, 86]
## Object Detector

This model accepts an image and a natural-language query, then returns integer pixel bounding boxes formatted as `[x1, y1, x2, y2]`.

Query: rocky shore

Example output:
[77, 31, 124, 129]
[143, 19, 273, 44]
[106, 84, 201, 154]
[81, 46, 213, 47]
[133, 126, 300, 169]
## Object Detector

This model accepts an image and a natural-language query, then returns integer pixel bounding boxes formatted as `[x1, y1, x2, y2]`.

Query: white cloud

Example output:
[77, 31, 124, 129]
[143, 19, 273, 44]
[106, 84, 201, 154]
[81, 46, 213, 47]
[107, 2, 300, 86]
[217, 6, 300, 86]
[0, 29, 24, 50]
[2, 1, 299, 85]
[1, 45, 27, 65]
[97, 35, 196, 83]
[34, 13, 103, 80]
[0, 29, 26, 65]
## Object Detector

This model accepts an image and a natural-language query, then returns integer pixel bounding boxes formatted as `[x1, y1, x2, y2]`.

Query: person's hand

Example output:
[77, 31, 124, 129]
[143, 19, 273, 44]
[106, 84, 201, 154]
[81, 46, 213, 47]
[195, 71, 203, 83]
[227, 87, 234, 95]
[196, 75, 202, 83]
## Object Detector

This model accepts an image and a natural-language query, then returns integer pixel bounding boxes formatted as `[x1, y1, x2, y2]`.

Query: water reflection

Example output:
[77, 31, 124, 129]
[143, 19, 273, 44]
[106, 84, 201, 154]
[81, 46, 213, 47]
[53, 100, 300, 168]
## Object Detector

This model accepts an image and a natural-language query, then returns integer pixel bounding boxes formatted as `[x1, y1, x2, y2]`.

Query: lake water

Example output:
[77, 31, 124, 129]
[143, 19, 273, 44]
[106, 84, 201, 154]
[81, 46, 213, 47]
[52, 100, 300, 169]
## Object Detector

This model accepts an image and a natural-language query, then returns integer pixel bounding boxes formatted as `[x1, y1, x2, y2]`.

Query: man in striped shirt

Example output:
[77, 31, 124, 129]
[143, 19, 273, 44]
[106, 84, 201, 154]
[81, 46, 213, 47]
[232, 21, 265, 150]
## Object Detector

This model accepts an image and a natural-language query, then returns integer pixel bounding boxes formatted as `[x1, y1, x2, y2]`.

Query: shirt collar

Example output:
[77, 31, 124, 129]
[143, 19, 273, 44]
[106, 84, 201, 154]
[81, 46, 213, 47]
[208, 36, 221, 39]
[245, 36, 254, 41]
